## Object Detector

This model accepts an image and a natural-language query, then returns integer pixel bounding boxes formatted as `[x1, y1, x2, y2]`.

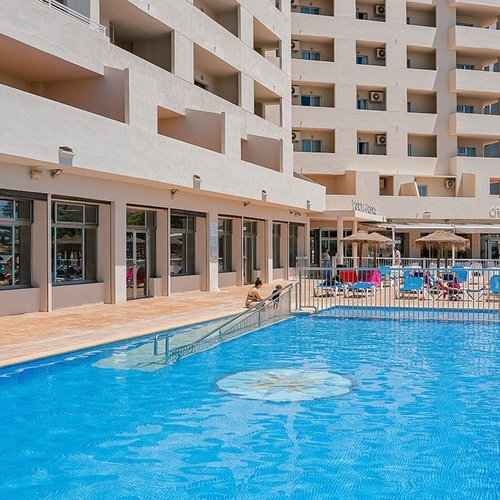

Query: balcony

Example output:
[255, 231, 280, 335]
[450, 68, 500, 95]
[449, 25, 500, 54]
[450, 113, 500, 139]
[36, 0, 106, 34]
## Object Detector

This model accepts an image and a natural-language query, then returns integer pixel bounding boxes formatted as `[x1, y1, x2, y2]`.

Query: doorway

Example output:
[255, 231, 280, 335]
[243, 221, 257, 285]
[480, 234, 500, 262]
[126, 230, 148, 299]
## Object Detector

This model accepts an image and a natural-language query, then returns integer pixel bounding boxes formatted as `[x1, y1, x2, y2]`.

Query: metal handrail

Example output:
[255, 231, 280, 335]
[35, 0, 107, 34]
[193, 283, 293, 344]
[154, 283, 294, 363]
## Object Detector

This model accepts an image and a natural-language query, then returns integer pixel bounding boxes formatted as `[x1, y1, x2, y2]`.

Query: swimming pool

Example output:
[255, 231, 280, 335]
[1, 316, 499, 499]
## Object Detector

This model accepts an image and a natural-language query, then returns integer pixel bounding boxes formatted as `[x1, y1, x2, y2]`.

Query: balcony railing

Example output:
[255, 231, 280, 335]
[36, 0, 107, 35]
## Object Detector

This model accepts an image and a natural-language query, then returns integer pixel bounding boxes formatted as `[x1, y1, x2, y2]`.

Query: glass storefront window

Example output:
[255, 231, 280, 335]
[0, 197, 32, 288]
[52, 202, 98, 284]
[218, 219, 232, 273]
[171, 215, 196, 276]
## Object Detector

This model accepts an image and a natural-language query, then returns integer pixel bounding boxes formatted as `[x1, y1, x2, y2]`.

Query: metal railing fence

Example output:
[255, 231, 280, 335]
[299, 266, 500, 322]
[154, 283, 293, 364]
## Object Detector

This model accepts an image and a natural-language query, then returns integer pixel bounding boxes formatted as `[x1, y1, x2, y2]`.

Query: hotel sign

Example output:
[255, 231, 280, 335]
[352, 199, 377, 215]
[490, 206, 500, 218]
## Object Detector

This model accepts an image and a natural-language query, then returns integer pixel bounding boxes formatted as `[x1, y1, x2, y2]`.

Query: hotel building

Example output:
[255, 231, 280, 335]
[1, 0, 500, 316]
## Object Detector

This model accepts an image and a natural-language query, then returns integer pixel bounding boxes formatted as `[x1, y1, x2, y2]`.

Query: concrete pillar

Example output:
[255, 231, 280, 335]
[206, 211, 220, 292]
[337, 217, 344, 265]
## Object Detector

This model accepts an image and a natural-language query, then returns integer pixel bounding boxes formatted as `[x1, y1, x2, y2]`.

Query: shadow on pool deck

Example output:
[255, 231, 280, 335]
[0, 284, 288, 368]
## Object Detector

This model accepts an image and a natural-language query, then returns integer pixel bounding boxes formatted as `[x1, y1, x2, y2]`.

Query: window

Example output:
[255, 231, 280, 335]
[357, 142, 369, 154]
[301, 51, 321, 61]
[289, 224, 299, 268]
[273, 223, 281, 268]
[407, 144, 412, 156]
[300, 6, 320, 14]
[407, 102, 412, 112]
[52, 202, 97, 284]
[490, 181, 500, 196]
[357, 98, 368, 110]
[194, 80, 208, 90]
[170, 214, 196, 276]
[417, 185, 428, 197]
[356, 12, 368, 20]
[407, 59, 411, 68]
[456, 64, 475, 70]
[0, 198, 32, 288]
[302, 139, 322, 152]
[356, 55, 368, 65]
[457, 147, 476, 157]
[301, 95, 322, 107]
[218, 219, 232, 272]
[457, 105, 474, 113]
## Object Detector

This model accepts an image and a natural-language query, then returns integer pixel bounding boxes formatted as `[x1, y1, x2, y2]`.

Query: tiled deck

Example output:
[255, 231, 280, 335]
[0, 284, 284, 368]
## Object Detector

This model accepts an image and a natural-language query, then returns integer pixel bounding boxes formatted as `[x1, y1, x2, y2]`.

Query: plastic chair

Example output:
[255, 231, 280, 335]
[396, 276, 426, 299]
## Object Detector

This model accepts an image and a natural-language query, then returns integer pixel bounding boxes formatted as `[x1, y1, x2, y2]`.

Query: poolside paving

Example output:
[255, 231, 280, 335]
[0, 283, 285, 368]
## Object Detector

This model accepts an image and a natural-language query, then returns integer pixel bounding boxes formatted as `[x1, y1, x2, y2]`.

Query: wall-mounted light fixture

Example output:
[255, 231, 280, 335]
[193, 174, 202, 189]
[244, 201, 251, 206]
[262, 189, 267, 201]
[171, 189, 180, 199]
[193, 174, 202, 182]
[30, 168, 43, 180]
[306, 200, 311, 209]
[51, 169, 63, 178]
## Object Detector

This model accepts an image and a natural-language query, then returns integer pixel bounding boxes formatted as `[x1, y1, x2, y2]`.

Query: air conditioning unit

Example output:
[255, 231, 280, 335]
[375, 47, 386, 60]
[291, 40, 301, 52]
[369, 91, 384, 102]
[374, 4, 385, 17]
[291, 85, 301, 96]
[445, 179, 456, 189]
[292, 130, 301, 143]
[375, 134, 387, 146]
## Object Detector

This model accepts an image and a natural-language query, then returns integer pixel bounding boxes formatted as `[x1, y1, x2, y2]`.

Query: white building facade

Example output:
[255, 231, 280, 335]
[292, 0, 500, 265]
[0, 0, 325, 315]
[2, 0, 500, 316]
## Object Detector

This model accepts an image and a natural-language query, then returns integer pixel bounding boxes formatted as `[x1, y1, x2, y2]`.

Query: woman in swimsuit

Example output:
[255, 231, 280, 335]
[246, 277, 266, 307]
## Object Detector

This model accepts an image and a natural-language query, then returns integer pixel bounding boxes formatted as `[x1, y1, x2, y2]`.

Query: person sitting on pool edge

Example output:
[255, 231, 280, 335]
[245, 277, 268, 308]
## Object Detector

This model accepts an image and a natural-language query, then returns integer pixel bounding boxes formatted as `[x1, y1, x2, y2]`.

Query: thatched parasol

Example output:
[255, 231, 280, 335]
[341, 231, 395, 268]
[415, 231, 470, 268]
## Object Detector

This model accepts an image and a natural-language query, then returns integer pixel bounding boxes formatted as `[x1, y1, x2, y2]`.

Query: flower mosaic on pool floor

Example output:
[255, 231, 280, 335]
[216, 368, 353, 402]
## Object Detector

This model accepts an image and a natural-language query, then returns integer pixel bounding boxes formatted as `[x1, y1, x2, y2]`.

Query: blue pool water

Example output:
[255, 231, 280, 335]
[1, 316, 499, 499]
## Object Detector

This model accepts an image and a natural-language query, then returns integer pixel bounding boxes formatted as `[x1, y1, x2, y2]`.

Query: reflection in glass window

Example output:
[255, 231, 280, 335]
[302, 139, 322, 152]
[301, 51, 321, 61]
[218, 219, 232, 272]
[301, 95, 321, 107]
[170, 214, 195, 276]
[300, 6, 320, 14]
[52, 202, 97, 284]
[273, 223, 281, 268]
[457, 147, 476, 157]
[417, 185, 428, 197]
[0, 198, 32, 288]
[289, 224, 299, 268]
[357, 98, 368, 110]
